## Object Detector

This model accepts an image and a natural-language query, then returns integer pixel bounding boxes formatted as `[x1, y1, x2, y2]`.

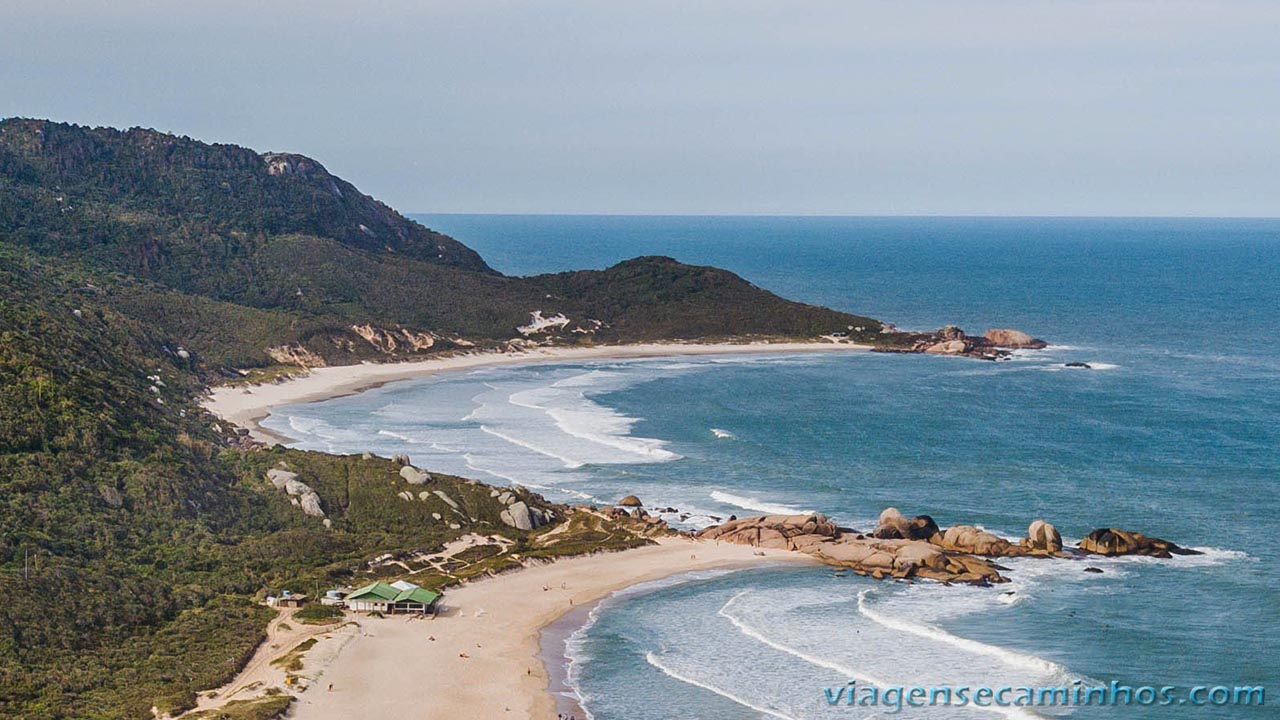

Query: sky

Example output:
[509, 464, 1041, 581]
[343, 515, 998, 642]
[2, 1, 1278, 216]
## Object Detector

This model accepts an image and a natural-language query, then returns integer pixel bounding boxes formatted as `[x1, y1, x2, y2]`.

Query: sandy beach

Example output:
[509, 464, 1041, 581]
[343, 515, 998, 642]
[282, 538, 813, 720]
[203, 341, 870, 444]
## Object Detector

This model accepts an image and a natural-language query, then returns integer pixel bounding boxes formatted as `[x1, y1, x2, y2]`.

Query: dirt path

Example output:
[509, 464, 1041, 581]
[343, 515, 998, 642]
[176, 607, 354, 717]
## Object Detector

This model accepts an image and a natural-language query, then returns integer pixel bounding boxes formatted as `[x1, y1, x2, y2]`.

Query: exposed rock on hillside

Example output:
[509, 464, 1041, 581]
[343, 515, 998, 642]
[265, 466, 324, 517]
[399, 465, 431, 484]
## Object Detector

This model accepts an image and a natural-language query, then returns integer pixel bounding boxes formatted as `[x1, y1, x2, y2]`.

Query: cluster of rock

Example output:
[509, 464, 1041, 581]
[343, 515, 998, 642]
[876, 326, 1048, 361]
[489, 488, 555, 531]
[697, 512, 1006, 584]
[1079, 528, 1198, 558]
[265, 466, 325, 518]
[697, 507, 1196, 586]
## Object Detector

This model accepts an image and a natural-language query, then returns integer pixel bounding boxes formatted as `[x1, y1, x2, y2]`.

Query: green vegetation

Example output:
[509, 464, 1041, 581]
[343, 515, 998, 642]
[1, 118, 882, 371]
[269, 639, 318, 672]
[291, 604, 343, 625]
[0, 118, 886, 719]
[182, 696, 293, 720]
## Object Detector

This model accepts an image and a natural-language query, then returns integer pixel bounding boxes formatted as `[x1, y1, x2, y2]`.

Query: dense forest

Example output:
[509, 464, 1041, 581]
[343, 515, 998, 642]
[0, 119, 881, 369]
[0, 119, 885, 718]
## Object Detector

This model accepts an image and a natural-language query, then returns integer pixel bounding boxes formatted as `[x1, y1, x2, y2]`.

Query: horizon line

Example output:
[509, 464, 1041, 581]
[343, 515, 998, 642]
[408, 212, 1280, 221]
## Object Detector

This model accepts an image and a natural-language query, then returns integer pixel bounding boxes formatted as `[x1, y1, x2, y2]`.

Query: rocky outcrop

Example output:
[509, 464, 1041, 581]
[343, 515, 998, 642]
[266, 468, 298, 490]
[1079, 528, 1199, 558]
[432, 490, 460, 511]
[617, 495, 643, 507]
[265, 466, 324, 517]
[696, 513, 840, 551]
[984, 328, 1048, 349]
[399, 465, 431, 484]
[809, 538, 1005, 584]
[697, 509, 1197, 586]
[1023, 520, 1063, 554]
[874, 325, 1046, 361]
[697, 513, 1005, 585]
[872, 508, 939, 541]
[934, 525, 1019, 556]
[500, 500, 550, 531]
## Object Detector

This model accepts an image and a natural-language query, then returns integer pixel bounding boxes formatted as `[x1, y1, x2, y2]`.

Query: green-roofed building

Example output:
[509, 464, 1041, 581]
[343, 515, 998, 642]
[343, 581, 440, 614]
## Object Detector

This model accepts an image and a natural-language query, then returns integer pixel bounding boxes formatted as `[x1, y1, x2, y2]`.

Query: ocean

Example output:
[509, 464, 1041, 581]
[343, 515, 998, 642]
[264, 215, 1280, 718]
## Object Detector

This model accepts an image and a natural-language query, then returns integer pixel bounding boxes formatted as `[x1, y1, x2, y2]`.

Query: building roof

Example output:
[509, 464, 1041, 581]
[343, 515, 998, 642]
[390, 580, 419, 591]
[345, 582, 400, 602]
[393, 587, 441, 606]
[345, 581, 440, 606]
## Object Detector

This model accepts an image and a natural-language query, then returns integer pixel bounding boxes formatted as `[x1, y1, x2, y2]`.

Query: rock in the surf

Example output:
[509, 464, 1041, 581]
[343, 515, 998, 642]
[1023, 519, 1064, 553]
[872, 508, 939, 541]
[1079, 528, 1199, 558]
[934, 525, 1019, 556]
[983, 328, 1048, 349]
[617, 495, 643, 507]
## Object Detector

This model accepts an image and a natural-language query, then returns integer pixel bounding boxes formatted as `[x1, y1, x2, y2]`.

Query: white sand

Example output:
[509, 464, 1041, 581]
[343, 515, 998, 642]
[287, 538, 813, 720]
[203, 341, 870, 444]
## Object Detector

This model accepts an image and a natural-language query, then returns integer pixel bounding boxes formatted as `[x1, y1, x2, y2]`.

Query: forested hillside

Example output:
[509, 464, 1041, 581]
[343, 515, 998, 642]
[0, 119, 881, 373]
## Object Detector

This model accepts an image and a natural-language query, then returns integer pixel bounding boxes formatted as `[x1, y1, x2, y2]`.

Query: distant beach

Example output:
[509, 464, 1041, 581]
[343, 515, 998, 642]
[203, 341, 870, 445]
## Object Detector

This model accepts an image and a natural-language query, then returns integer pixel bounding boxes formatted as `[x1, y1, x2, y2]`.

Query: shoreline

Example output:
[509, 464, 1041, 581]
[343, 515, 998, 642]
[284, 537, 815, 720]
[203, 341, 870, 444]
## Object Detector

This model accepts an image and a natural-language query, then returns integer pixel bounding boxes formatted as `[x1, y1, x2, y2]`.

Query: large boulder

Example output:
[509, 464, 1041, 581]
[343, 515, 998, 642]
[1079, 528, 1199, 558]
[1023, 520, 1063, 553]
[504, 501, 535, 531]
[937, 325, 966, 341]
[399, 465, 431, 484]
[433, 490, 461, 511]
[984, 329, 1048, 349]
[266, 468, 298, 490]
[872, 509, 939, 541]
[283, 478, 312, 497]
[872, 507, 910, 538]
[617, 495, 643, 507]
[298, 491, 325, 517]
[934, 525, 1020, 556]
[924, 339, 970, 355]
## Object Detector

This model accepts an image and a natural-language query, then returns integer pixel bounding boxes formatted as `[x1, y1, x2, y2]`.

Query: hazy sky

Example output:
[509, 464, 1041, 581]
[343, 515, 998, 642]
[3, 1, 1278, 216]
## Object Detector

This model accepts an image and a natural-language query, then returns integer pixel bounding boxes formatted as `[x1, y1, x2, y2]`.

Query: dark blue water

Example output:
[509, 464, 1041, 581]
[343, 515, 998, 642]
[281, 216, 1280, 718]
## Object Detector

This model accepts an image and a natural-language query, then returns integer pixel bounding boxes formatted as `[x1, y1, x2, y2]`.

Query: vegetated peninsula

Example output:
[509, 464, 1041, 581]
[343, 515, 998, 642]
[0, 119, 1048, 720]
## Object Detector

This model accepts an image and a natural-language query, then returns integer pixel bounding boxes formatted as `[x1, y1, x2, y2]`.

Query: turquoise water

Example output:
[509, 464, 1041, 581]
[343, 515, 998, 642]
[271, 216, 1279, 718]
